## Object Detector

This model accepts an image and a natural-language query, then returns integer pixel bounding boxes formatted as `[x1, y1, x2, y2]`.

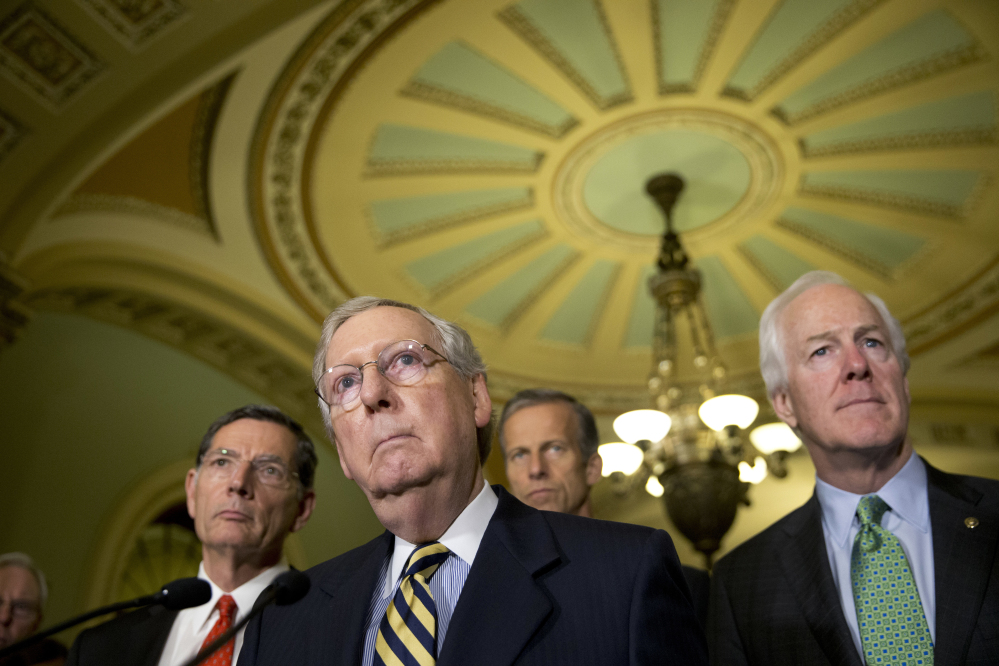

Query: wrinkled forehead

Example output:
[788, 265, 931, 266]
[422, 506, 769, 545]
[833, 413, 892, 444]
[208, 418, 297, 463]
[0, 565, 41, 600]
[326, 306, 438, 366]
[781, 284, 884, 341]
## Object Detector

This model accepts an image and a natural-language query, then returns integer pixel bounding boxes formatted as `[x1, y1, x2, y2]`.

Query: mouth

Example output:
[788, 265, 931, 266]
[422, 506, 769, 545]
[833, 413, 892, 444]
[528, 488, 555, 498]
[839, 397, 885, 410]
[216, 509, 251, 520]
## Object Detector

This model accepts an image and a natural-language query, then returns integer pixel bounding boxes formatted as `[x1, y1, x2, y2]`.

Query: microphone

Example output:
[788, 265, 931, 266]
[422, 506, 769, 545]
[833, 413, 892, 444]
[0, 577, 210, 659]
[182, 570, 310, 666]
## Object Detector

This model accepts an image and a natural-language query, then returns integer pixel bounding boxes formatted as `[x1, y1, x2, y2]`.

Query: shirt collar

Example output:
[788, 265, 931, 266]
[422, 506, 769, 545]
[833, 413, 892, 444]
[815, 452, 929, 548]
[383, 483, 498, 598]
[194, 559, 290, 628]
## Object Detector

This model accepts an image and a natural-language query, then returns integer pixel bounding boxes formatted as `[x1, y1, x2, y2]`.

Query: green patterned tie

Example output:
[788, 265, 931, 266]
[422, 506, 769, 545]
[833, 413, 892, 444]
[850, 495, 934, 665]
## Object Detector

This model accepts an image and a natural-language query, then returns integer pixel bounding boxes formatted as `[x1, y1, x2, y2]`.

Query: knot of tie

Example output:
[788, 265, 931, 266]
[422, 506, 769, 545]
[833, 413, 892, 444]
[404, 542, 451, 584]
[216, 594, 237, 620]
[856, 494, 890, 553]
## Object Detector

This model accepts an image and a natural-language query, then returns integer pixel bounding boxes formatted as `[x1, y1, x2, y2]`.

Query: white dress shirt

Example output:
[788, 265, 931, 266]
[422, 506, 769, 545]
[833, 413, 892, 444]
[815, 453, 935, 658]
[361, 482, 499, 666]
[157, 560, 289, 666]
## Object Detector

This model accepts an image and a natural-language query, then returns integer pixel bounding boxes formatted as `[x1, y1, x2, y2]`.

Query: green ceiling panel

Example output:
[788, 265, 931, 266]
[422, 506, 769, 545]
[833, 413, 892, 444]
[499, 0, 631, 108]
[801, 169, 983, 214]
[405, 219, 546, 291]
[698, 256, 759, 339]
[404, 42, 577, 137]
[369, 187, 534, 241]
[655, 0, 729, 92]
[802, 91, 998, 155]
[624, 265, 657, 348]
[368, 124, 543, 172]
[776, 10, 979, 123]
[541, 259, 619, 344]
[779, 207, 925, 273]
[725, 0, 869, 99]
[466, 243, 578, 328]
[740, 235, 816, 291]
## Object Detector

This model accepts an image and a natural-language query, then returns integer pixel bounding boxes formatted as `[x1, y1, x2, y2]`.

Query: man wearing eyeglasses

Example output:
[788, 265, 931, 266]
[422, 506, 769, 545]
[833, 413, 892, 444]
[0, 552, 68, 665]
[68, 405, 317, 666]
[239, 297, 706, 666]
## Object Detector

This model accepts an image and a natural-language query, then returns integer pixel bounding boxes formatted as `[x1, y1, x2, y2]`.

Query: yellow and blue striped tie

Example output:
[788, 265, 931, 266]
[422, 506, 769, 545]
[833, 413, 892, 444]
[374, 542, 450, 666]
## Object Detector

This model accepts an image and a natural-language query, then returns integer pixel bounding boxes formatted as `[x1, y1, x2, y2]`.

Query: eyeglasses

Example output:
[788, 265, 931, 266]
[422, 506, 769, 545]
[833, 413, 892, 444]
[200, 449, 298, 488]
[0, 598, 39, 621]
[315, 339, 449, 409]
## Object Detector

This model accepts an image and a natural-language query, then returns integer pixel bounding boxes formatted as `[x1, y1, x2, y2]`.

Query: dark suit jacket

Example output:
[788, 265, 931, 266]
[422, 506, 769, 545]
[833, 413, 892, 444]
[239, 486, 707, 665]
[682, 565, 710, 629]
[708, 460, 999, 666]
[66, 604, 177, 666]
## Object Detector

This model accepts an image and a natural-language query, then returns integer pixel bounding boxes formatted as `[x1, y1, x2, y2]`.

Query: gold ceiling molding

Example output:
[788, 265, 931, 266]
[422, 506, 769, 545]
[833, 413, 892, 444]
[250, 0, 439, 323]
[905, 256, 999, 357]
[722, 0, 886, 102]
[552, 108, 784, 250]
[0, 3, 105, 109]
[53, 194, 217, 238]
[799, 126, 999, 158]
[797, 177, 988, 220]
[189, 71, 239, 239]
[0, 107, 27, 164]
[652, 0, 734, 95]
[497, 0, 631, 110]
[74, 0, 187, 51]
[0, 253, 31, 351]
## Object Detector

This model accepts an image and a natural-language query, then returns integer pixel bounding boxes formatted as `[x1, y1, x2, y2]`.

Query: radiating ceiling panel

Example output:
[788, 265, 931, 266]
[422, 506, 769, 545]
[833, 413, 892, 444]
[801, 90, 998, 156]
[800, 169, 984, 218]
[624, 265, 657, 349]
[367, 124, 544, 174]
[653, 0, 734, 93]
[774, 9, 984, 124]
[498, 0, 631, 108]
[540, 259, 619, 345]
[401, 41, 578, 137]
[405, 219, 546, 293]
[724, 0, 883, 101]
[739, 235, 816, 292]
[778, 207, 926, 276]
[698, 256, 759, 339]
[369, 187, 534, 244]
[465, 243, 578, 328]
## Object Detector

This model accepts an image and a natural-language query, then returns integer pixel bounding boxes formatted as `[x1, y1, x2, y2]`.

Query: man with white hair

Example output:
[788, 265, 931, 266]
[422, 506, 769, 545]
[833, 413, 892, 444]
[708, 271, 999, 665]
[0, 552, 65, 665]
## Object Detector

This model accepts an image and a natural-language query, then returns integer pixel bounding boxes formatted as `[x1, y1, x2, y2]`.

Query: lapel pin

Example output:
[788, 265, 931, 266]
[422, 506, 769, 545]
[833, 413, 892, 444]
[965, 517, 979, 529]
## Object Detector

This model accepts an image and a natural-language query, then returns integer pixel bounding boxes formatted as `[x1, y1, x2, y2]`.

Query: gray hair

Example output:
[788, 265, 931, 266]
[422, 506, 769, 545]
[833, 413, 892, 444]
[498, 388, 600, 461]
[759, 271, 910, 401]
[0, 552, 47, 608]
[312, 297, 494, 463]
[197, 405, 318, 492]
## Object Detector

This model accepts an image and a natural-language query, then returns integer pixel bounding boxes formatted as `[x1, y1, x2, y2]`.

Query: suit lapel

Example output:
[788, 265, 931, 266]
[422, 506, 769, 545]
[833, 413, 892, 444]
[778, 495, 863, 666]
[437, 487, 558, 666]
[925, 461, 999, 666]
[130, 606, 178, 666]
[317, 531, 393, 666]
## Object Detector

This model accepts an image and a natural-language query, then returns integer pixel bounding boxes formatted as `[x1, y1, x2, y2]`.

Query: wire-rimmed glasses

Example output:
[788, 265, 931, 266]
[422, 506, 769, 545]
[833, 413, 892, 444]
[315, 339, 449, 410]
[200, 449, 299, 488]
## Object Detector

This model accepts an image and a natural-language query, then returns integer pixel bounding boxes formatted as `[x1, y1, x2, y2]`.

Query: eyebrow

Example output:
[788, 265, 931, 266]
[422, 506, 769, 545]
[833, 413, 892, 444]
[805, 324, 880, 344]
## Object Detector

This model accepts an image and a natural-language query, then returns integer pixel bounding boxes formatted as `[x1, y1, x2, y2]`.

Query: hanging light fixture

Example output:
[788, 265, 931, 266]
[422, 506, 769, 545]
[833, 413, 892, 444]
[609, 173, 801, 569]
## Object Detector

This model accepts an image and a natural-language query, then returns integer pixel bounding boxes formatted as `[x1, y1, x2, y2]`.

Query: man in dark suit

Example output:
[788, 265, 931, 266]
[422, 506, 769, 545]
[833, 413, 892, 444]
[498, 387, 710, 628]
[239, 297, 706, 665]
[709, 271, 999, 665]
[67, 405, 317, 666]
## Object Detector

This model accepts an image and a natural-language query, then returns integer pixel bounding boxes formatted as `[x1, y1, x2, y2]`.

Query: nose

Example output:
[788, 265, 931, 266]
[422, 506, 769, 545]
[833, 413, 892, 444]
[228, 460, 256, 497]
[0, 602, 12, 626]
[842, 342, 872, 382]
[357, 362, 393, 411]
[528, 452, 548, 480]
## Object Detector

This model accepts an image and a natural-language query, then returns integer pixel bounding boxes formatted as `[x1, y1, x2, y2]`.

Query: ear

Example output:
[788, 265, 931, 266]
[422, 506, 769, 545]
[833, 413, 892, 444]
[471, 373, 492, 428]
[585, 452, 603, 487]
[185, 468, 198, 520]
[291, 490, 316, 532]
[771, 389, 799, 430]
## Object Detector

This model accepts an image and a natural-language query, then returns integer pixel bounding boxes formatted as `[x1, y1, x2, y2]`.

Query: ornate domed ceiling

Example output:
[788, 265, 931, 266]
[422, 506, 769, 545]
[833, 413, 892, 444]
[248, 0, 999, 408]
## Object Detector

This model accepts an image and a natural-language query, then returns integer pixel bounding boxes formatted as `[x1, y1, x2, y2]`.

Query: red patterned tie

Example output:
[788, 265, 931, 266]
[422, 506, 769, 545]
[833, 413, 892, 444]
[199, 594, 238, 666]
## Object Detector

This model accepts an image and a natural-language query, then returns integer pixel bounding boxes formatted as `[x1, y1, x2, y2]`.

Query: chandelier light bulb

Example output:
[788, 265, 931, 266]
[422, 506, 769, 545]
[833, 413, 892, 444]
[749, 422, 803, 454]
[645, 475, 665, 497]
[597, 442, 645, 477]
[738, 457, 768, 484]
[613, 409, 672, 444]
[698, 394, 759, 431]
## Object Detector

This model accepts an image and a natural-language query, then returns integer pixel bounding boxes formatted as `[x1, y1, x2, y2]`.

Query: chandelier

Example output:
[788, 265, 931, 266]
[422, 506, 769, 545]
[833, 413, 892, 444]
[599, 173, 801, 569]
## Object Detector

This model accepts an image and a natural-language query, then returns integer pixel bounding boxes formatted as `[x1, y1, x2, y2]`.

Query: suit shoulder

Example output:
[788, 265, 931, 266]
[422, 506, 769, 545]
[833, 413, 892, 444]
[539, 510, 673, 556]
[304, 531, 389, 579]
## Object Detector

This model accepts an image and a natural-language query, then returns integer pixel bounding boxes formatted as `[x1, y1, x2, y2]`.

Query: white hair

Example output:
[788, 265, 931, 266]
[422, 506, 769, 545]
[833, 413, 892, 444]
[0, 552, 48, 608]
[759, 271, 910, 402]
